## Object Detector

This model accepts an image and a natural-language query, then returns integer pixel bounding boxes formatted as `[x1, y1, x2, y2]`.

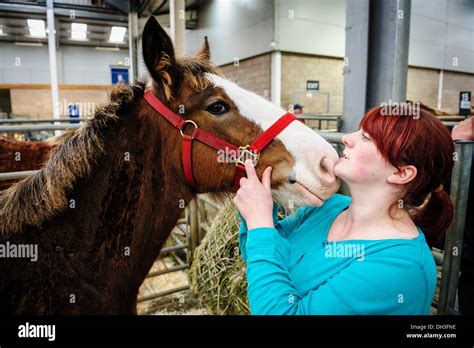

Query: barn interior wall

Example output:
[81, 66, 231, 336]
[185, 0, 275, 66]
[406, 67, 440, 108]
[0, 42, 129, 117]
[279, 53, 473, 115]
[219, 53, 272, 101]
[274, 0, 474, 74]
[9, 88, 109, 118]
[442, 71, 474, 113]
[0, 42, 129, 85]
[280, 52, 345, 114]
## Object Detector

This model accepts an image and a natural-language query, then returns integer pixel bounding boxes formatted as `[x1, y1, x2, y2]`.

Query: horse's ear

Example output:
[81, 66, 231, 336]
[196, 36, 211, 61]
[142, 16, 180, 100]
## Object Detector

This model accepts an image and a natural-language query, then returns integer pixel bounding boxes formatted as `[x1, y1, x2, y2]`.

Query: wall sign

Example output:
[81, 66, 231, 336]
[111, 68, 129, 84]
[459, 91, 471, 116]
[306, 80, 319, 91]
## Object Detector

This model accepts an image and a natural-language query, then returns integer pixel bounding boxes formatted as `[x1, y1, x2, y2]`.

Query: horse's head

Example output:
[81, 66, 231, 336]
[142, 17, 339, 206]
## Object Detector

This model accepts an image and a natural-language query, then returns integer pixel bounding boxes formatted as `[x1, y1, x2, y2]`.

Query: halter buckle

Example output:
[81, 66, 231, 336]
[179, 120, 198, 137]
[235, 145, 260, 166]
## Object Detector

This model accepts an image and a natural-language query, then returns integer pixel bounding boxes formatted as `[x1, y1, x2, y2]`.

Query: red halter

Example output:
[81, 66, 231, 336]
[144, 90, 297, 193]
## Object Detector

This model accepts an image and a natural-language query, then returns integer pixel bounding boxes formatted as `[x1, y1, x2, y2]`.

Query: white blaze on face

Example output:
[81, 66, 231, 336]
[206, 73, 340, 206]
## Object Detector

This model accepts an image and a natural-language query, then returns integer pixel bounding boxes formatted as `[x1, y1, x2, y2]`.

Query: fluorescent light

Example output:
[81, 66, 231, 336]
[0, 26, 3, 35]
[71, 23, 87, 40]
[27, 19, 46, 38]
[109, 26, 126, 43]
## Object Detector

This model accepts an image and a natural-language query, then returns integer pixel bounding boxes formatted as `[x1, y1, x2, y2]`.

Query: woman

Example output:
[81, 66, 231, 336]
[234, 105, 454, 315]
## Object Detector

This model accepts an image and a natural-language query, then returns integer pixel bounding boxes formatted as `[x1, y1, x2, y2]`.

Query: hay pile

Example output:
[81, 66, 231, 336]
[189, 200, 250, 315]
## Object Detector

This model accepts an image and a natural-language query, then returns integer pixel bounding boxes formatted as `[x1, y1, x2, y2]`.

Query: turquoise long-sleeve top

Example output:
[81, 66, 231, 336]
[238, 194, 437, 315]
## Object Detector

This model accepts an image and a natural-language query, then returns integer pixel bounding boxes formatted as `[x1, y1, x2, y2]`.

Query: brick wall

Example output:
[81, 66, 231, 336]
[406, 67, 439, 108]
[6, 57, 472, 118]
[219, 53, 271, 100]
[280, 52, 473, 115]
[401, 67, 474, 114]
[442, 71, 474, 113]
[281, 53, 344, 114]
[9, 88, 110, 118]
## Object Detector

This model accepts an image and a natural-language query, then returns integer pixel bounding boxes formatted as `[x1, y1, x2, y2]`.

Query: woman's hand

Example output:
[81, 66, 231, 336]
[234, 159, 274, 230]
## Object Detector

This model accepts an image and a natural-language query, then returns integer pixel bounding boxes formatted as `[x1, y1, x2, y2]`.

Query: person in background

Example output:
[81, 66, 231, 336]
[293, 103, 304, 115]
[451, 116, 474, 315]
[293, 103, 305, 124]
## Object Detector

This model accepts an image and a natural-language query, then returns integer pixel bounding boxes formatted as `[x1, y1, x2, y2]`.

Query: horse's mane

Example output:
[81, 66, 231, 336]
[0, 82, 145, 235]
[0, 55, 224, 236]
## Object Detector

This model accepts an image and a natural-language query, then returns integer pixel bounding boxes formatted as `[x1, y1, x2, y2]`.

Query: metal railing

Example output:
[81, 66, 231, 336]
[298, 114, 343, 132]
[0, 124, 82, 133]
[437, 140, 473, 315]
[0, 118, 91, 124]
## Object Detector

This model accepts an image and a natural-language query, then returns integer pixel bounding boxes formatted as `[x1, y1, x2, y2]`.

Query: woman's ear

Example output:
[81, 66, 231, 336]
[387, 165, 418, 185]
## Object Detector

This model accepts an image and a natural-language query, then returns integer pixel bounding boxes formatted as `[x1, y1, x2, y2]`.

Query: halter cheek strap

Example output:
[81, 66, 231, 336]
[144, 90, 297, 193]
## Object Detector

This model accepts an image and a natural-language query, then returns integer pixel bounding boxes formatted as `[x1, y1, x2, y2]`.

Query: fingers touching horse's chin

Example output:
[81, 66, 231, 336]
[271, 165, 341, 208]
[272, 182, 327, 209]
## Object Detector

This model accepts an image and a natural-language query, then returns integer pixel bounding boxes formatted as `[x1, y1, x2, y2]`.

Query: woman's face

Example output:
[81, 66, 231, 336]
[334, 129, 394, 186]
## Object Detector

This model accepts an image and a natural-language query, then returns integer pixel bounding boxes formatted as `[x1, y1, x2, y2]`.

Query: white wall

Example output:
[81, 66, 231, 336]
[185, 0, 275, 66]
[0, 42, 130, 85]
[275, 0, 346, 58]
[272, 0, 473, 73]
[0, 43, 52, 84]
[61, 46, 129, 84]
[409, 0, 474, 73]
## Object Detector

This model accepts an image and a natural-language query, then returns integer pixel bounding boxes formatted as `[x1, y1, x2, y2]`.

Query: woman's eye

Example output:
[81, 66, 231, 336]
[361, 133, 370, 141]
[206, 101, 229, 115]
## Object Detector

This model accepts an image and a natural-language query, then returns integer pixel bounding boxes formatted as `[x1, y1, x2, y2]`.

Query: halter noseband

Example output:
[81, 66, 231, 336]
[144, 90, 297, 193]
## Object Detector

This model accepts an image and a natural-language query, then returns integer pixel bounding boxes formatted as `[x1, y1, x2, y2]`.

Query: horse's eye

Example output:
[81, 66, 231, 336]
[206, 101, 229, 116]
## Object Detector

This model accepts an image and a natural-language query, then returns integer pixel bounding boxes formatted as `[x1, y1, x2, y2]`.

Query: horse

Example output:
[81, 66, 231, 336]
[0, 136, 59, 191]
[0, 16, 339, 314]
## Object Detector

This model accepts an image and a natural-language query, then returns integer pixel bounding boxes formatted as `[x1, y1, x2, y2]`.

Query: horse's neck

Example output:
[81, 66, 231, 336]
[50, 108, 194, 291]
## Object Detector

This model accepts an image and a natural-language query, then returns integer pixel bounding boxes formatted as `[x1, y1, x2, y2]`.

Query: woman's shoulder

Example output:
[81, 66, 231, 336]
[300, 193, 351, 217]
[364, 234, 437, 277]
[323, 193, 352, 209]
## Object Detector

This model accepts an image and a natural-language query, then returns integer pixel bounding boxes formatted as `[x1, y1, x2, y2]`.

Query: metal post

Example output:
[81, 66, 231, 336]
[46, 0, 60, 133]
[438, 141, 473, 314]
[0, 118, 90, 124]
[366, 0, 411, 108]
[170, 0, 186, 56]
[271, 51, 282, 107]
[0, 124, 81, 133]
[188, 198, 199, 265]
[343, 0, 411, 132]
[128, 0, 138, 83]
[437, 70, 444, 110]
[342, 0, 370, 133]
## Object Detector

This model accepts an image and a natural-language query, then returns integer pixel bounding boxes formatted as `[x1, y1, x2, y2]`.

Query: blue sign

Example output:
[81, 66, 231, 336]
[111, 68, 129, 84]
[68, 104, 80, 124]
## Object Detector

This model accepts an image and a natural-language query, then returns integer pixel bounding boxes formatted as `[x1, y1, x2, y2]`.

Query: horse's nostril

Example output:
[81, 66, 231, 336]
[288, 172, 297, 184]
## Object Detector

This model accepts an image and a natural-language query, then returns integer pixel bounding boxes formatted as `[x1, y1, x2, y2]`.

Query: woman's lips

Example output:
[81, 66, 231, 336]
[294, 182, 324, 206]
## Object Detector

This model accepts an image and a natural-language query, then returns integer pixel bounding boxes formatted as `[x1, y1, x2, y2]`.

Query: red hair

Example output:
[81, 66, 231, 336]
[360, 104, 455, 247]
